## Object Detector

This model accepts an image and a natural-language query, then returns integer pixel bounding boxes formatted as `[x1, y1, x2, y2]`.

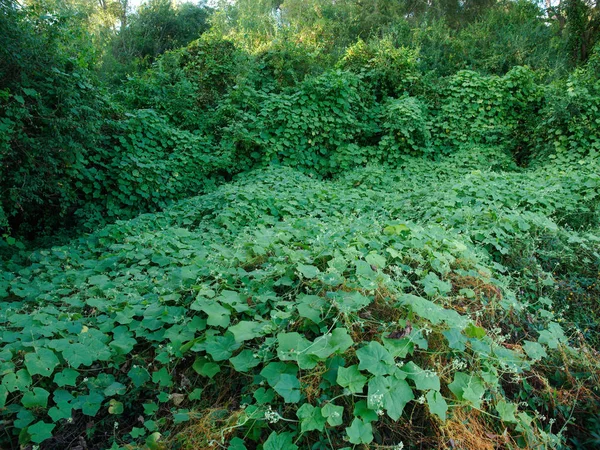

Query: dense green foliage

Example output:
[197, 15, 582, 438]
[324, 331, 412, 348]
[1, 0, 600, 448]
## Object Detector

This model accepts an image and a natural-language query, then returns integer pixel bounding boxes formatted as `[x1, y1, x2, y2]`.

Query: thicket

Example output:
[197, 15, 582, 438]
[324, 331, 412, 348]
[1, 0, 600, 448]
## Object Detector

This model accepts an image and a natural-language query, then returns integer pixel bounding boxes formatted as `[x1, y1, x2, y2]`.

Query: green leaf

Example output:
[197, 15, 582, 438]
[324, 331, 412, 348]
[108, 399, 124, 415]
[188, 388, 203, 401]
[365, 252, 386, 269]
[2, 369, 32, 392]
[62, 343, 94, 368]
[80, 391, 104, 416]
[151, 368, 173, 387]
[27, 421, 55, 444]
[274, 374, 301, 403]
[538, 322, 567, 349]
[104, 382, 126, 396]
[173, 409, 190, 424]
[48, 401, 73, 422]
[253, 387, 275, 405]
[296, 404, 326, 432]
[229, 321, 262, 342]
[496, 400, 518, 423]
[426, 390, 448, 421]
[131, 426, 146, 438]
[465, 322, 486, 339]
[205, 333, 240, 361]
[263, 432, 298, 450]
[228, 437, 247, 450]
[277, 332, 312, 364]
[321, 403, 344, 427]
[192, 357, 221, 378]
[128, 366, 151, 387]
[143, 403, 159, 415]
[522, 341, 547, 361]
[421, 273, 452, 297]
[353, 400, 378, 423]
[297, 294, 326, 324]
[24, 349, 60, 376]
[230, 350, 260, 373]
[443, 328, 467, 351]
[332, 291, 371, 313]
[448, 372, 485, 408]
[192, 298, 230, 328]
[336, 365, 367, 393]
[401, 362, 440, 391]
[0, 385, 7, 409]
[54, 368, 79, 387]
[260, 362, 297, 386]
[368, 376, 414, 420]
[356, 341, 395, 376]
[399, 294, 467, 328]
[22, 388, 50, 408]
[297, 264, 319, 278]
[345, 418, 373, 444]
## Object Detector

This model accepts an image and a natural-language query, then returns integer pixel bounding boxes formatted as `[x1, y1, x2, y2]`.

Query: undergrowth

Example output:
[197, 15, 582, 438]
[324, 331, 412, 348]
[1, 146, 599, 449]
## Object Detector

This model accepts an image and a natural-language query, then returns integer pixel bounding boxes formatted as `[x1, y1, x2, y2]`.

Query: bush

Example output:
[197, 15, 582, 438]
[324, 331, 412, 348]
[74, 110, 231, 228]
[338, 38, 420, 98]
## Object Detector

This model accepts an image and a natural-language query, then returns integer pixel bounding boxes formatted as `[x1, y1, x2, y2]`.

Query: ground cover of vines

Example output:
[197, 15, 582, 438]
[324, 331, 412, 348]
[2, 0, 600, 448]
[2, 147, 600, 449]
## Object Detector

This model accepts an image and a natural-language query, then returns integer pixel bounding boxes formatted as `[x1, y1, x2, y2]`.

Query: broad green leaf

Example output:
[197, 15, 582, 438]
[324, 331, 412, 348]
[108, 399, 124, 415]
[151, 368, 173, 387]
[230, 350, 260, 372]
[263, 432, 298, 450]
[465, 322, 486, 339]
[296, 404, 326, 432]
[192, 357, 221, 378]
[297, 264, 319, 278]
[448, 372, 485, 408]
[128, 366, 151, 387]
[188, 388, 203, 401]
[368, 375, 414, 420]
[2, 369, 32, 392]
[365, 252, 386, 269]
[443, 328, 467, 351]
[22, 388, 50, 408]
[260, 362, 297, 386]
[426, 390, 448, 421]
[496, 400, 518, 423]
[421, 273, 452, 297]
[274, 374, 301, 403]
[54, 368, 79, 387]
[345, 418, 373, 444]
[538, 322, 567, 349]
[353, 400, 378, 423]
[400, 362, 440, 391]
[62, 343, 94, 368]
[296, 295, 326, 324]
[229, 321, 262, 342]
[80, 391, 104, 416]
[337, 365, 367, 393]
[522, 341, 547, 361]
[332, 291, 371, 313]
[321, 403, 344, 426]
[228, 437, 247, 450]
[192, 298, 230, 328]
[205, 333, 240, 361]
[24, 349, 59, 376]
[356, 341, 395, 376]
[27, 421, 55, 444]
